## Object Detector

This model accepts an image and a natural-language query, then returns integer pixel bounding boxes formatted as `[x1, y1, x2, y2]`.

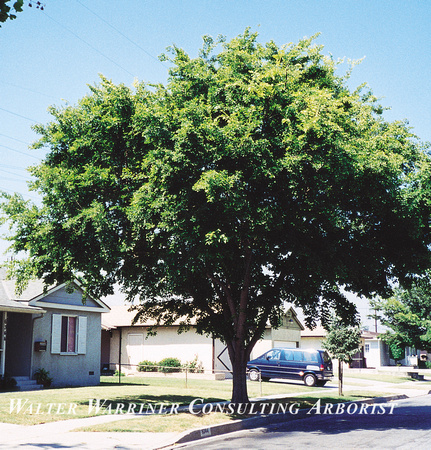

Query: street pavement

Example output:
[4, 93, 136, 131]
[0, 377, 429, 449]
[175, 393, 431, 449]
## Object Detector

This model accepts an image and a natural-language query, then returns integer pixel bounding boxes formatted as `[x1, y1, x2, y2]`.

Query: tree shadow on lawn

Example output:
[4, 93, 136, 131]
[75, 393, 227, 408]
[100, 381, 150, 387]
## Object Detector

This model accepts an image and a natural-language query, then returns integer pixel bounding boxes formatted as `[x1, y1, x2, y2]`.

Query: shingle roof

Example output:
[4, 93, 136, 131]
[301, 325, 381, 339]
[101, 305, 197, 329]
[0, 269, 45, 313]
[102, 304, 303, 330]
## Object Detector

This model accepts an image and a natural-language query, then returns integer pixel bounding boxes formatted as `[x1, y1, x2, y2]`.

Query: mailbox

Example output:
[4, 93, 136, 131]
[34, 340, 47, 352]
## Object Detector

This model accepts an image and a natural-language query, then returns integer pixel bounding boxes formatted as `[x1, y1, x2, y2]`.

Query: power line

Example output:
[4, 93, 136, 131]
[0, 107, 38, 123]
[75, 0, 166, 67]
[0, 168, 33, 181]
[0, 80, 58, 101]
[0, 164, 30, 172]
[0, 144, 42, 161]
[44, 12, 136, 78]
[0, 133, 31, 146]
[0, 186, 40, 202]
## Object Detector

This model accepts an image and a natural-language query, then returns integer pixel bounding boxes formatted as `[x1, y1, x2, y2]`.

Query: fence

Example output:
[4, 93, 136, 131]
[101, 362, 264, 396]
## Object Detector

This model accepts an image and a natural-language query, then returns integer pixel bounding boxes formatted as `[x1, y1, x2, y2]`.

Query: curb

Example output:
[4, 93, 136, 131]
[164, 393, 412, 448]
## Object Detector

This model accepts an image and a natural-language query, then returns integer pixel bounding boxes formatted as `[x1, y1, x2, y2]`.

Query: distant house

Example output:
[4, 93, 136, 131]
[301, 326, 390, 368]
[0, 269, 110, 389]
[101, 305, 304, 376]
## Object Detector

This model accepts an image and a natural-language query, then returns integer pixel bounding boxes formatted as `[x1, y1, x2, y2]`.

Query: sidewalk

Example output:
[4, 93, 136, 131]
[0, 379, 429, 450]
[0, 414, 179, 449]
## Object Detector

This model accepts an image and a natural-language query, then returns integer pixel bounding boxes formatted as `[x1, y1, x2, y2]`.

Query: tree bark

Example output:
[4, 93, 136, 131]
[338, 359, 343, 396]
[230, 343, 249, 403]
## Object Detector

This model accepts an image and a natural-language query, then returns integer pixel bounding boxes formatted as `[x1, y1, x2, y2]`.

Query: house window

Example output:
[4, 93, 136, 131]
[61, 316, 76, 353]
[364, 344, 370, 353]
[51, 314, 87, 355]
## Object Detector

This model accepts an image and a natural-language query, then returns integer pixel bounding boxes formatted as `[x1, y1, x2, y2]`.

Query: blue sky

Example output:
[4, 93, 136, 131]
[0, 1, 430, 321]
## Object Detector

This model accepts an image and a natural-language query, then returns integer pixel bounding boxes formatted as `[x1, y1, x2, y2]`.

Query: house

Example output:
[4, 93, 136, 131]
[0, 269, 110, 389]
[301, 326, 390, 368]
[101, 305, 304, 376]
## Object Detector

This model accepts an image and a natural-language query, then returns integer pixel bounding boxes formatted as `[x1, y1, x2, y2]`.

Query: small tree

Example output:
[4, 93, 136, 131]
[323, 319, 361, 396]
[371, 273, 431, 361]
[387, 338, 405, 365]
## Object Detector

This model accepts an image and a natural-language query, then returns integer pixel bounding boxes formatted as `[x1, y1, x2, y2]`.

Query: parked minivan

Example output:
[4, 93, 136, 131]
[247, 348, 333, 386]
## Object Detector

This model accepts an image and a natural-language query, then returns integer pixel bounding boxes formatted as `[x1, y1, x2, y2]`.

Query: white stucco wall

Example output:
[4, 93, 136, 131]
[109, 326, 213, 372]
[364, 339, 379, 367]
[250, 329, 273, 359]
[108, 321, 302, 374]
[300, 336, 324, 351]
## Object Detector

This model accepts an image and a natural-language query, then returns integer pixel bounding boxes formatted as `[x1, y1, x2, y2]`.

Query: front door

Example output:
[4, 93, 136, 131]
[4, 312, 33, 377]
[0, 311, 6, 376]
[127, 333, 144, 370]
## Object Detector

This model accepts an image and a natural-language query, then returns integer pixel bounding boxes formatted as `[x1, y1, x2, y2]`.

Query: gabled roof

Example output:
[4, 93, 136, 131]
[0, 268, 110, 313]
[361, 330, 381, 339]
[285, 305, 304, 330]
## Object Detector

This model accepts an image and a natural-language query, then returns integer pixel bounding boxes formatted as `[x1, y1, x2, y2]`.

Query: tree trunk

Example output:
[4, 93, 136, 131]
[338, 359, 343, 396]
[229, 342, 250, 404]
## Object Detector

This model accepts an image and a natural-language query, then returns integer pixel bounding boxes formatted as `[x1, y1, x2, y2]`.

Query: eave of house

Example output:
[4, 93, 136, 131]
[102, 305, 304, 331]
[1, 268, 110, 313]
[0, 301, 45, 314]
[28, 281, 110, 313]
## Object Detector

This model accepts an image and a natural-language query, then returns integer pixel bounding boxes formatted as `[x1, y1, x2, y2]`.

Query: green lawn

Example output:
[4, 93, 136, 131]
[0, 374, 394, 428]
[0, 375, 319, 425]
[77, 392, 393, 434]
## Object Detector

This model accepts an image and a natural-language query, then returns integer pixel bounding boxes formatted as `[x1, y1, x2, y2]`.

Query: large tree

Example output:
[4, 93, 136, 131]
[0, 0, 44, 26]
[2, 31, 431, 403]
[371, 272, 431, 357]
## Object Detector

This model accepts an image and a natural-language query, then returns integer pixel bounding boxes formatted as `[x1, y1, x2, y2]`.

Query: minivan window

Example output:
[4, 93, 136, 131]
[283, 350, 294, 361]
[293, 351, 304, 361]
[304, 352, 319, 363]
[321, 351, 331, 363]
[266, 349, 281, 361]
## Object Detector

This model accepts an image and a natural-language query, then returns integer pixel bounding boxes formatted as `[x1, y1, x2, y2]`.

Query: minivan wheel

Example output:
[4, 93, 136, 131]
[303, 374, 317, 387]
[248, 369, 260, 382]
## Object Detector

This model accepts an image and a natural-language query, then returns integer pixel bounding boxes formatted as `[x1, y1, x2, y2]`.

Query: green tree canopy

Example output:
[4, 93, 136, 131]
[2, 30, 431, 402]
[371, 271, 431, 356]
[322, 322, 361, 364]
[0, 1, 23, 25]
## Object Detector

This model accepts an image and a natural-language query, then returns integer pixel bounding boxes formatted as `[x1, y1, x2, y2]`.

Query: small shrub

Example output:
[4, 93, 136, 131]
[114, 370, 125, 377]
[183, 355, 204, 373]
[137, 360, 158, 372]
[34, 368, 53, 388]
[158, 357, 182, 373]
[0, 376, 17, 391]
[425, 361, 431, 369]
